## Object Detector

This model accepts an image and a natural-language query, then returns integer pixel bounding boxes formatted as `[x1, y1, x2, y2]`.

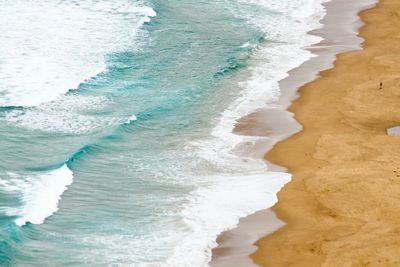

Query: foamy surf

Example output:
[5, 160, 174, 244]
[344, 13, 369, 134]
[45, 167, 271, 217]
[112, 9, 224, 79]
[165, 172, 290, 266]
[125, 115, 138, 124]
[189, 0, 328, 265]
[0, 165, 73, 226]
[0, 0, 155, 107]
[5, 95, 124, 134]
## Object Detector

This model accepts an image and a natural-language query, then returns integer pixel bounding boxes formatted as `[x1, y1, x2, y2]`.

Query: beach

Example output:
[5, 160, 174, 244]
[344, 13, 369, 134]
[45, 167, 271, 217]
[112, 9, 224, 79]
[211, 0, 376, 265]
[251, 0, 400, 265]
[2, 0, 396, 265]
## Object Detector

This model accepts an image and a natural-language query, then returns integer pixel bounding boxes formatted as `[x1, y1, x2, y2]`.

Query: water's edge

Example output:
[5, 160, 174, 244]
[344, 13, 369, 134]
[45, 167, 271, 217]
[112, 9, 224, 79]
[210, 0, 378, 266]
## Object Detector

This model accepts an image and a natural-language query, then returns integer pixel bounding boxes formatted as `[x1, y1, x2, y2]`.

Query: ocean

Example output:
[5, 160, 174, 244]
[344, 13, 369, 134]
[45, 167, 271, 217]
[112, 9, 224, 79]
[0, 0, 326, 266]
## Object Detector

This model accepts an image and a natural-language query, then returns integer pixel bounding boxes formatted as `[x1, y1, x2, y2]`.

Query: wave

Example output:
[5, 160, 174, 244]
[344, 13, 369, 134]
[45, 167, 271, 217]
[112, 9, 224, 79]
[166, 172, 290, 266]
[0, 165, 73, 226]
[125, 115, 138, 124]
[4, 95, 124, 134]
[186, 0, 328, 265]
[0, 0, 155, 107]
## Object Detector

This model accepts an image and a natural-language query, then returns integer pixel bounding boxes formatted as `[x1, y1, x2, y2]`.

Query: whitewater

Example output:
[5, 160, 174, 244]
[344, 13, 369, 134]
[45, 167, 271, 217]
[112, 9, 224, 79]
[0, 0, 327, 266]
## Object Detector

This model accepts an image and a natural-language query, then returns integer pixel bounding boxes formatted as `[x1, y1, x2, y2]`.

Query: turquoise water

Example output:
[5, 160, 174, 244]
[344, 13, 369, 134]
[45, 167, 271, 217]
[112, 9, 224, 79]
[0, 0, 325, 265]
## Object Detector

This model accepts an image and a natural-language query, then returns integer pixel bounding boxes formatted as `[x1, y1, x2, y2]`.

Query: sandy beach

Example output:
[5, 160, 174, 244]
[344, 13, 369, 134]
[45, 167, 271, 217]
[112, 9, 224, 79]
[211, 0, 376, 266]
[252, 0, 400, 265]
[6, 0, 397, 265]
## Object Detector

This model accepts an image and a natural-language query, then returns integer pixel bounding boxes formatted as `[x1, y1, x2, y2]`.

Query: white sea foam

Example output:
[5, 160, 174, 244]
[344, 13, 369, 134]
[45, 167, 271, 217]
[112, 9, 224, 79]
[0, 165, 73, 226]
[185, 0, 329, 266]
[193, 0, 327, 170]
[125, 115, 138, 124]
[166, 172, 290, 266]
[5, 95, 123, 134]
[0, 0, 155, 107]
[64, 171, 290, 267]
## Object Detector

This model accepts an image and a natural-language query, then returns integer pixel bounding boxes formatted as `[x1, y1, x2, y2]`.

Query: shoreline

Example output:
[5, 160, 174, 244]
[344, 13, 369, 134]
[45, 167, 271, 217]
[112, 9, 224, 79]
[252, 0, 400, 265]
[210, 0, 377, 266]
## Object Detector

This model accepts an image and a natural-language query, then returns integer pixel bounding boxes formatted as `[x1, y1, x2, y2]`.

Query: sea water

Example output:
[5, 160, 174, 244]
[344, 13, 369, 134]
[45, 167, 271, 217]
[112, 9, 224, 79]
[0, 0, 326, 265]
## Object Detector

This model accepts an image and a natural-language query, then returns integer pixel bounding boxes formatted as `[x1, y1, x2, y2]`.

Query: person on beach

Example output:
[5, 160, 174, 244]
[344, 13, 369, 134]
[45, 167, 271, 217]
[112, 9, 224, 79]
[380, 81, 383, 89]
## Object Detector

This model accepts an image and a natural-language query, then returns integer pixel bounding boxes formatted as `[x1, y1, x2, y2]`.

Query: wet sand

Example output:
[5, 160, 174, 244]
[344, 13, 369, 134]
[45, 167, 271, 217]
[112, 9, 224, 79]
[211, 0, 377, 266]
[253, 0, 400, 265]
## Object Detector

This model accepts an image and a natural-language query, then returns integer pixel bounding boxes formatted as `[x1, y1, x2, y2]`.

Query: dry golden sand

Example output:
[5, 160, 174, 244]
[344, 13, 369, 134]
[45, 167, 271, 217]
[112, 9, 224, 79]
[252, 0, 400, 266]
